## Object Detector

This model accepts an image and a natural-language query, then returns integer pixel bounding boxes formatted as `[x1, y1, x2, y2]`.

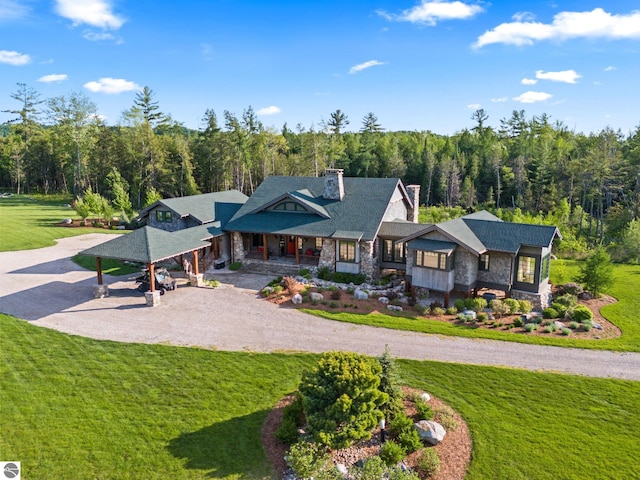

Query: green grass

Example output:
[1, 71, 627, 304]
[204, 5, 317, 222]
[304, 261, 640, 352]
[72, 254, 141, 276]
[0, 195, 120, 251]
[1, 314, 638, 479]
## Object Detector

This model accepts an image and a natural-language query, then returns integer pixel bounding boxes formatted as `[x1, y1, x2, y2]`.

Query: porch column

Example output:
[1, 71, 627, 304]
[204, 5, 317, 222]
[148, 263, 156, 291]
[192, 250, 199, 275]
[96, 257, 103, 285]
[262, 234, 269, 260]
[444, 292, 450, 308]
[213, 237, 220, 259]
[295, 236, 300, 264]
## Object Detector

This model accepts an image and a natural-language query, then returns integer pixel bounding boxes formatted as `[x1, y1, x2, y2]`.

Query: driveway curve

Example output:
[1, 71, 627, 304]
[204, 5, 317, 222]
[1, 234, 639, 381]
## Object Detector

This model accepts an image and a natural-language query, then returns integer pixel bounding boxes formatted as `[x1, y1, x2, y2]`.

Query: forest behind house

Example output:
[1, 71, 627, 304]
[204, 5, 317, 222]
[2, 83, 639, 262]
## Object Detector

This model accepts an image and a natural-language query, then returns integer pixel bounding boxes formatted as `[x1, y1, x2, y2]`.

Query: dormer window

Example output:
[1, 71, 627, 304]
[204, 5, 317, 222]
[271, 201, 308, 212]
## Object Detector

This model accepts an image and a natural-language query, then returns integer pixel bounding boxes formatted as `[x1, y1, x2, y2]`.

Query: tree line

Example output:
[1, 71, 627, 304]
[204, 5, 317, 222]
[1, 83, 639, 261]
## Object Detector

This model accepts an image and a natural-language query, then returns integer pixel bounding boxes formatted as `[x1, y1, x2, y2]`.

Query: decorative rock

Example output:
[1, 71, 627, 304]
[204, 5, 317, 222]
[92, 284, 109, 298]
[421, 392, 431, 402]
[354, 289, 369, 300]
[593, 322, 603, 330]
[145, 290, 161, 306]
[378, 296, 390, 304]
[387, 305, 403, 312]
[262, 286, 274, 295]
[336, 463, 348, 475]
[461, 309, 477, 319]
[310, 292, 324, 302]
[291, 293, 303, 304]
[554, 321, 566, 330]
[189, 273, 204, 287]
[63, 218, 72, 224]
[414, 420, 446, 446]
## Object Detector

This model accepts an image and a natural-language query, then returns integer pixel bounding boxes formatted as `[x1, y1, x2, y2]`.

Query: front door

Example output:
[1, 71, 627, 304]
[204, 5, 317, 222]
[287, 236, 296, 255]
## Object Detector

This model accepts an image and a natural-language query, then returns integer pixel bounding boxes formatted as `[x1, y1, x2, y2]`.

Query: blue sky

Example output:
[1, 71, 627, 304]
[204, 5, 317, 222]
[1, 0, 639, 135]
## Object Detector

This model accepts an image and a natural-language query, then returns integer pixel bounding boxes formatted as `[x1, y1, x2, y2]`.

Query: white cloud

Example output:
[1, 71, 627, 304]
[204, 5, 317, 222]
[378, 0, 483, 26]
[604, 65, 617, 71]
[512, 11, 535, 22]
[521, 78, 538, 85]
[467, 103, 481, 110]
[513, 91, 552, 103]
[55, 0, 125, 29]
[0, 49, 31, 65]
[349, 60, 385, 74]
[491, 97, 509, 103]
[535, 69, 581, 83]
[257, 106, 281, 116]
[0, 0, 30, 21]
[474, 8, 640, 48]
[83, 30, 120, 42]
[84, 77, 140, 94]
[38, 74, 68, 83]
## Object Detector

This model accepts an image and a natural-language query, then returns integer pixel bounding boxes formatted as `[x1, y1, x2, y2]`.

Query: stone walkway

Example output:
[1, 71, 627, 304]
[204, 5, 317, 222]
[1, 234, 639, 381]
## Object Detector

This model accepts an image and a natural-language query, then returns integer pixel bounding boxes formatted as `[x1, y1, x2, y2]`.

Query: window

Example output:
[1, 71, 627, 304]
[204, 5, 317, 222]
[415, 250, 448, 270]
[338, 241, 356, 263]
[517, 255, 536, 284]
[315, 237, 323, 249]
[383, 239, 405, 263]
[541, 254, 550, 280]
[479, 253, 490, 271]
[272, 201, 307, 212]
[155, 210, 172, 222]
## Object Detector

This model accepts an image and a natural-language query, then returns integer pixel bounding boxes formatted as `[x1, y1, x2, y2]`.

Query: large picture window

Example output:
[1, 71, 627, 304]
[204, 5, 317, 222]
[338, 241, 356, 263]
[383, 239, 405, 263]
[517, 256, 536, 284]
[415, 250, 448, 270]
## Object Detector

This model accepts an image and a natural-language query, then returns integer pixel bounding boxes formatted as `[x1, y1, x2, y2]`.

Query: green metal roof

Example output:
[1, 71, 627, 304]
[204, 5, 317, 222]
[225, 176, 406, 241]
[332, 230, 364, 241]
[138, 190, 248, 225]
[80, 226, 211, 263]
[408, 238, 457, 253]
[379, 220, 429, 239]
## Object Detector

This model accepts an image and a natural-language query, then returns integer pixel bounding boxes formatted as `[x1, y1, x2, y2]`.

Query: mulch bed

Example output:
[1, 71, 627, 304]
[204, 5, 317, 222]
[261, 387, 471, 479]
[264, 283, 621, 340]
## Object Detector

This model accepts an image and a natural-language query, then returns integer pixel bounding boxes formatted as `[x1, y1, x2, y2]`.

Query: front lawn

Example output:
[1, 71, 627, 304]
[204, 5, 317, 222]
[303, 261, 640, 352]
[0, 195, 120, 251]
[1, 314, 638, 479]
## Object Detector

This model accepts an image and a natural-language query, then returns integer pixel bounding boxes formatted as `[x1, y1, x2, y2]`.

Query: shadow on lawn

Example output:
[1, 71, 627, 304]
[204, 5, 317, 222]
[167, 409, 272, 478]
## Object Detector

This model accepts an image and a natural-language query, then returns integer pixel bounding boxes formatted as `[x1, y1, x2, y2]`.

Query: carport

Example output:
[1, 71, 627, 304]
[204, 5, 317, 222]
[80, 225, 220, 304]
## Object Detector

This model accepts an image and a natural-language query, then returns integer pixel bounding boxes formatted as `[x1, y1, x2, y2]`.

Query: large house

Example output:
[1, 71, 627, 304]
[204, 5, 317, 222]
[400, 211, 561, 309]
[223, 169, 424, 277]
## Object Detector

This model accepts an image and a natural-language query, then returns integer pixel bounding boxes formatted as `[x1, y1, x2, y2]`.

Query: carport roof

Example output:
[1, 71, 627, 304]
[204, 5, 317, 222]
[80, 225, 215, 264]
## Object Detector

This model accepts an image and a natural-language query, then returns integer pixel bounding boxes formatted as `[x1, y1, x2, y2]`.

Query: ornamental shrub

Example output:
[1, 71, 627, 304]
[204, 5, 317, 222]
[582, 320, 593, 332]
[465, 297, 487, 312]
[477, 312, 488, 323]
[562, 327, 572, 336]
[524, 322, 537, 332]
[417, 448, 441, 478]
[554, 293, 578, 308]
[569, 321, 579, 329]
[377, 346, 404, 419]
[503, 298, 520, 314]
[285, 441, 340, 479]
[490, 299, 510, 318]
[518, 299, 533, 314]
[513, 317, 524, 327]
[446, 306, 458, 315]
[414, 398, 434, 421]
[299, 352, 388, 449]
[380, 440, 405, 466]
[568, 305, 593, 323]
[453, 299, 466, 312]
[433, 404, 459, 431]
[542, 307, 559, 319]
[550, 302, 568, 317]
[229, 261, 242, 271]
[431, 307, 445, 316]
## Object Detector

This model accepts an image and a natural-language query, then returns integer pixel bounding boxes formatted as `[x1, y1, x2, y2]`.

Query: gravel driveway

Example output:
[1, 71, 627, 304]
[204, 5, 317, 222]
[1, 234, 639, 381]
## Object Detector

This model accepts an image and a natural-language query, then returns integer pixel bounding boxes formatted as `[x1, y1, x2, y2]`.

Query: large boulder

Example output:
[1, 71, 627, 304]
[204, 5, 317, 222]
[310, 292, 324, 302]
[378, 296, 390, 305]
[387, 305, 403, 312]
[291, 294, 303, 305]
[354, 289, 369, 300]
[414, 420, 446, 446]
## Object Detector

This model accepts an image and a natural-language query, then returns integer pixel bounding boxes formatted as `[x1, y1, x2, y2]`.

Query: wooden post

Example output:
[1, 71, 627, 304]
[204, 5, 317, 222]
[193, 250, 199, 275]
[148, 263, 156, 292]
[295, 236, 300, 264]
[444, 292, 450, 308]
[262, 234, 269, 260]
[213, 237, 219, 259]
[96, 257, 103, 285]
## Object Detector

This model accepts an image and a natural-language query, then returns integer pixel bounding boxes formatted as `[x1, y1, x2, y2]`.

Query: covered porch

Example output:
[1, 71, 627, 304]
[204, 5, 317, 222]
[238, 232, 322, 266]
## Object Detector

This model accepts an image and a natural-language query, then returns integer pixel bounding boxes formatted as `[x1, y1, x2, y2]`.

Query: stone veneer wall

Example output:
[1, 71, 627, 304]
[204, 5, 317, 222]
[318, 238, 336, 271]
[476, 251, 512, 286]
[147, 207, 184, 232]
[359, 240, 378, 281]
[511, 281, 553, 311]
[231, 232, 245, 262]
[454, 250, 477, 288]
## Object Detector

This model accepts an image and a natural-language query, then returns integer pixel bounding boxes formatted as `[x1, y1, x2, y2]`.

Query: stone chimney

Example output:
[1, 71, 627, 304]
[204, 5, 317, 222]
[323, 168, 345, 201]
[406, 184, 421, 223]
